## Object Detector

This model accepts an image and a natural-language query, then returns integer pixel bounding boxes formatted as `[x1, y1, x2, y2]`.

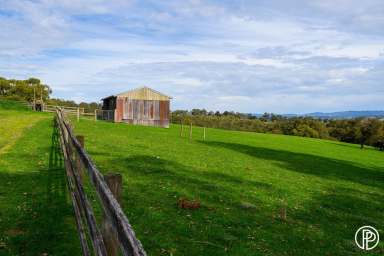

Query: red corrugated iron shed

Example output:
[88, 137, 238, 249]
[101, 87, 172, 128]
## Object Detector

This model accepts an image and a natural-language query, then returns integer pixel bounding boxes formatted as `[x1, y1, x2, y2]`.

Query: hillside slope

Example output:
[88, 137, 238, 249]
[0, 103, 80, 255]
[73, 118, 384, 255]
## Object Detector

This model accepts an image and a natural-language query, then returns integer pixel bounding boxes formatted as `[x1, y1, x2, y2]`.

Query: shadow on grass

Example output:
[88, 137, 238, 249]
[105, 155, 282, 254]
[100, 155, 384, 255]
[199, 141, 384, 189]
[283, 186, 384, 255]
[119, 154, 279, 200]
[0, 120, 80, 255]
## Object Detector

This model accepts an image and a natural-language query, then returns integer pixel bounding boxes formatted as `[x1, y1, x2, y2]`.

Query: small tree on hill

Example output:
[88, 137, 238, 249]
[358, 119, 381, 149]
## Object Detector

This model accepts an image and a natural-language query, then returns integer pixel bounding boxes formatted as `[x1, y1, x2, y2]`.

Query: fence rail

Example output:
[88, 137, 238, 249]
[45, 105, 85, 114]
[55, 108, 146, 256]
[11, 100, 110, 121]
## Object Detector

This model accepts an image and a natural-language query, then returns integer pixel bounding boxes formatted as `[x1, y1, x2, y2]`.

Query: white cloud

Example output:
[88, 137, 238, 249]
[0, 0, 383, 112]
[218, 96, 252, 101]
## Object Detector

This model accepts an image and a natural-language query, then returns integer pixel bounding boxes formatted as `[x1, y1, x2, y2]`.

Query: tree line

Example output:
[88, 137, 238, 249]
[0, 77, 100, 112]
[2, 77, 383, 150]
[172, 110, 384, 151]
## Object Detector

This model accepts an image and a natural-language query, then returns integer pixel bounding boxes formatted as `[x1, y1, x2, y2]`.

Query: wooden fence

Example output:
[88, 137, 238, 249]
[45, 104, 85, 114]
[15, 100, 111, 122]
[55, 108, 146, 256]
[47, 105, 113, 122]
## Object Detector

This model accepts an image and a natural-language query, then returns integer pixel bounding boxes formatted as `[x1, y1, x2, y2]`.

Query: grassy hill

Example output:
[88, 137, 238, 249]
[0, 100, 383, 255]
[72, 117, 384, 255]
[0, 99, 30, 111]
[0, 101, 80, 255]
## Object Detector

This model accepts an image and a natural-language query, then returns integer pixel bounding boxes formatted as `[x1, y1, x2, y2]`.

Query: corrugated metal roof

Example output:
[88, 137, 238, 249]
[117, 86, 172, 100]
[102, 86, 172, 101]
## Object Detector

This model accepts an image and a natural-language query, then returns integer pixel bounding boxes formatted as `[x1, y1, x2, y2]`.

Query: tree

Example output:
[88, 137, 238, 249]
[0, 79, 10, 96]
[0, 77, 52, 102]
[27, 77, 41, 85]
[260, 112, 270, 122]
[358, 119, 381, 149]
[169, 107, 383, 151]
[369, 121, 384, 151]
[191, 108, 207, 116]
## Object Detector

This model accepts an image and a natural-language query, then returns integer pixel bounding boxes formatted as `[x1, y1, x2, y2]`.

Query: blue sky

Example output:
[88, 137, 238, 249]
[1, 0, 383, 113]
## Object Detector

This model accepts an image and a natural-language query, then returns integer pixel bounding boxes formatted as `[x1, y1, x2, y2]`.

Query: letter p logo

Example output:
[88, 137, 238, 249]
[355, 226, 380, 250]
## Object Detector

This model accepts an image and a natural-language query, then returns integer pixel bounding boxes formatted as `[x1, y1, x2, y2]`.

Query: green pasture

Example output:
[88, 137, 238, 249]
[72, 116, 384, 255]
[0, 100, 383, 255]
[0, 101, 80, 255]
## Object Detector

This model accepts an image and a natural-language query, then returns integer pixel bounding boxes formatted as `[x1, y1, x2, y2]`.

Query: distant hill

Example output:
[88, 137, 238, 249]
[253, 111, 384, 119]
[304, 111, 384, 119]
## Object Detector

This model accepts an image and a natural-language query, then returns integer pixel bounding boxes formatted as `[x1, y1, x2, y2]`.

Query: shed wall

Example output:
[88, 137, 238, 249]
[115, 97, 169, 128]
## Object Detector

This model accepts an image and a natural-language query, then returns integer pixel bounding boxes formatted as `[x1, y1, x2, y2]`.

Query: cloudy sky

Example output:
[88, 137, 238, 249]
[1, 0, 383, 113]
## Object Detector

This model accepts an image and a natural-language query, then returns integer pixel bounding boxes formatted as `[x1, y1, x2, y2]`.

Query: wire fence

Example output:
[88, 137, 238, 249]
[96, 110, 115, 121]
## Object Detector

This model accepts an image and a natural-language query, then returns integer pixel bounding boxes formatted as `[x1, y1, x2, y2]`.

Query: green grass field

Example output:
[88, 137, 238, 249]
[71, 116, 384, 255]
[0, 101, 383, 255]
[0, 101, 80, 255]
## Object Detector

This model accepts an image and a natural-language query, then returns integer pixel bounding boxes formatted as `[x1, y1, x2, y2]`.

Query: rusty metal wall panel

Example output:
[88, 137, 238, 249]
[128, 100, 133, 119]
[143, 101, 148, 119]
[132, 100, 138, 120]
[115, 98, 124, 122]
[154, 100, 160, 120]
[149, 101, 154, 119]
[118, 98, 170, 127]
[159, 100, 169, 120]
[139, 100, 144, 120]
[123, 98, 128, 119]
[159, 101, 164, 120]
[165, 101, 169, 119]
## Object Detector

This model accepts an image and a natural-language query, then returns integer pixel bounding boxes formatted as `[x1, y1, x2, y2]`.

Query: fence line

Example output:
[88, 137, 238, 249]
[11, 100, 108, 121]
[47, 105, 113, 122]
[45, 105, 85, 114]
[55, 108, 146, 256]
[56, 118, 94, 255]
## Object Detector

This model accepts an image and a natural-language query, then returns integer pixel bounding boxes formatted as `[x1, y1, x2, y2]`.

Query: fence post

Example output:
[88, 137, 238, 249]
[62, 111, 69, 143]
[180, 121, 183, 137]
[102, 172, 122, 256]
[189, 123, 193, 141]
[76, 135, 85, 182]
[203, 127, 206, 141]
[95, 109, 97, 121]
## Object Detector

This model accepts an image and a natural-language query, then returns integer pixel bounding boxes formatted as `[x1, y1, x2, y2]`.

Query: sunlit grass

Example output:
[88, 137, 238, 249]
[0, 103, 80, 255]
[72, 117, 384, 255]
[1, 98, 382, 255]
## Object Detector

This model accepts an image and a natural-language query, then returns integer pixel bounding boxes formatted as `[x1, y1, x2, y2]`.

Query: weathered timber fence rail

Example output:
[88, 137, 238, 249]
[13, 100, 106, 122]
[55, 108, 146, 256]
[48, 105, 112, 122]
[45, 104, 85, 114]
